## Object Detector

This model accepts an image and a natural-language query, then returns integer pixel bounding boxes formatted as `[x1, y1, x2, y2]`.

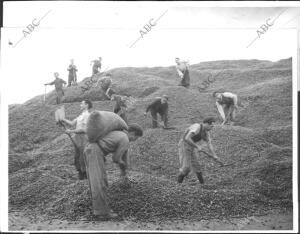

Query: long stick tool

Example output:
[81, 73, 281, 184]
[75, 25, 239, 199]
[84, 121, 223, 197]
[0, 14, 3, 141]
[55, 106, 79, 150]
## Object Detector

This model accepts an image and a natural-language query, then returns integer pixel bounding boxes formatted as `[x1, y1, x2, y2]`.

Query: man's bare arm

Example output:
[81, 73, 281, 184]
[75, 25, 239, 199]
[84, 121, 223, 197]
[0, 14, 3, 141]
[62, 118, 76, 127]
[67, 128, 85, 134]
[45, 80, 55, 86]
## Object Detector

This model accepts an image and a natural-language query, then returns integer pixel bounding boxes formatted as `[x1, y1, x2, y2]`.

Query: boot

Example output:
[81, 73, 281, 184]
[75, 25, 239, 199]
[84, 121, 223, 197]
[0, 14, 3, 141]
[78, 171, 87, 180]
[196, 172, 204, 184]
[177, 173, 185, 183]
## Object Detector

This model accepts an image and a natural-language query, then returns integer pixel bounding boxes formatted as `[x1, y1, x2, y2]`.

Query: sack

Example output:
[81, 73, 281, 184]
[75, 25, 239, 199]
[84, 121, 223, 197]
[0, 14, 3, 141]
[86, 110, 128, 143]
[55, 105, 65, 122]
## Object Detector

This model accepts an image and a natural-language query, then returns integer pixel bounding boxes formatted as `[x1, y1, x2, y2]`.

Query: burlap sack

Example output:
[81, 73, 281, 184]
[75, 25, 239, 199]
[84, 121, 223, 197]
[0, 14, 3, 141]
[86, 111, 128, 143]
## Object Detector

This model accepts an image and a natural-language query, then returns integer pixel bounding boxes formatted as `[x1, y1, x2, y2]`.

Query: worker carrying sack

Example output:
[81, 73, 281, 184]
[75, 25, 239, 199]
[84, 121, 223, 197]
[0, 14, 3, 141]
[86, 110, 128, 143]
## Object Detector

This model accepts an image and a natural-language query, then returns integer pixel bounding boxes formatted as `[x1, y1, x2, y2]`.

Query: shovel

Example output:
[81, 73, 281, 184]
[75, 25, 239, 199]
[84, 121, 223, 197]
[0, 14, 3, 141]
[55, 106, 79, 150]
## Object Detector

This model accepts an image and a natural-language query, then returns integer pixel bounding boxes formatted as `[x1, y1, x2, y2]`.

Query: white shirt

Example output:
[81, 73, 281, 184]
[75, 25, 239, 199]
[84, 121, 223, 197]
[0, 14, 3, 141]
[75, 110, 90, 131]
[176, 61, 189, 77]
[188, 123, 201, 135]
[222, 92, 238, 106]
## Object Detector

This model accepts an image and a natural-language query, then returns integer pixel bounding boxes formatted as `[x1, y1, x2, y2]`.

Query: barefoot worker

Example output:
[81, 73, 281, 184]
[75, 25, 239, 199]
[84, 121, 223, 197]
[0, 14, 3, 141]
[175, 57, 190, 88]
[144, 95, 169, 128]
[84, 112, 143, 220]
[67, 59, 78, 87]
[213, 90, 238, 125]
[44, 72, 67, 104]
[177, 117, 224, 184]
[60, 99, 93, 180]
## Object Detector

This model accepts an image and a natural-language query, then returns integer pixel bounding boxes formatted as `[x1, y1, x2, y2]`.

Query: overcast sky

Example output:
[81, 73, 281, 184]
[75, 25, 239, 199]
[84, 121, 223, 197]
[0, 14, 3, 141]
[1, 2, 300, 104]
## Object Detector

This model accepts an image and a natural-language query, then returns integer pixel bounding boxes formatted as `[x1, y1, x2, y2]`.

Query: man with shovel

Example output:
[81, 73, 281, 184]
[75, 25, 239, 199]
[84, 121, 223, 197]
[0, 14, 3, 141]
[177, 117, 224, 184]
[144, 95, 169, 129]
[60, 99, 93, 180]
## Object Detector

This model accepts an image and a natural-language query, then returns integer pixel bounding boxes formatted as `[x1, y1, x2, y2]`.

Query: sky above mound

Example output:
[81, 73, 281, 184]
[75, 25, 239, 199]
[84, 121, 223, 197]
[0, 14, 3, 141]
[2, 2, 299, 104]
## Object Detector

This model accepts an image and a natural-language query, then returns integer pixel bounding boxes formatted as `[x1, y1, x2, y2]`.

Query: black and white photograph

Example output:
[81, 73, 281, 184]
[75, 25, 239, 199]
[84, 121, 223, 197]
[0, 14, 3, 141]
[0, 1, 299, 232]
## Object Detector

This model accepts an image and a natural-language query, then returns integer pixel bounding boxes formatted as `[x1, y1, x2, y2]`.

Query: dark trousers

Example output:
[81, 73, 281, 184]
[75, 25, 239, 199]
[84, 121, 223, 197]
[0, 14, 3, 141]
[84, 143, 110, 215]
[56, 89, 64, 104]
[68, 75, 77, 86]
[181, 69, 190, 88]
[223, 105, 236, 123]
[74, 134, 88, 178]
[151, 110, 168, 128]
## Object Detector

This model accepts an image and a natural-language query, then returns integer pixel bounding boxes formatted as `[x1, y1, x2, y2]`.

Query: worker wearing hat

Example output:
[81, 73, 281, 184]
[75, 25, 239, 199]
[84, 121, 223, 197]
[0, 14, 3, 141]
[144, 95, 169, 128]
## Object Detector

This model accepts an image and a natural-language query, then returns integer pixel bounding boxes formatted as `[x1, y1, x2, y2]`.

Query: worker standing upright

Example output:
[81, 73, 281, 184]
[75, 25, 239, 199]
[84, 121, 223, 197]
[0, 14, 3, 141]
[60, 99, 93, 180]
[67, 59, 78, 86]
[44, 72, 67, 104]
[175, 57, 190, 88]
[91, 57, 102, 76]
